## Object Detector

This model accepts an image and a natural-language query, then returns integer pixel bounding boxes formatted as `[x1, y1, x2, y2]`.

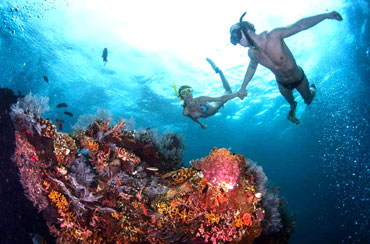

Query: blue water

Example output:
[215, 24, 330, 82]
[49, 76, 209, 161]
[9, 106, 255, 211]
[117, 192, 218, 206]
[1, 0, 369, 243]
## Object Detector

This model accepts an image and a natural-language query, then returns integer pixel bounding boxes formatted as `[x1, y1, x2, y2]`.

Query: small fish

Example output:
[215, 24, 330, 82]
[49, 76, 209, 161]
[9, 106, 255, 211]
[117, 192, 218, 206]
[146, 167, 159, 171]
[32, 233, 48, 244]
[43, 75, 48, 83]
[102, 47, 108, 65]
[56, 103, 68, 108]
[254, 192, 263, 199]
[64, 111, 73, 117]
[55, 118, 64, 130]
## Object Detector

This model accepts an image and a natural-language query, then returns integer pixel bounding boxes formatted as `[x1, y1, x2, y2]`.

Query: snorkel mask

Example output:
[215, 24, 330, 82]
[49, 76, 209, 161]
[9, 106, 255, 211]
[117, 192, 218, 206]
[180, 88, 193, 97]
[230, 12, 255, 48]
[173, 83, 193, 101]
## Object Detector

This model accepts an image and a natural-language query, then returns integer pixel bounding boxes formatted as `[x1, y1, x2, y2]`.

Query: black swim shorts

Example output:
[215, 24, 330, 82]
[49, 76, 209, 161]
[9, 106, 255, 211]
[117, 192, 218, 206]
[277, 67, 306, 90]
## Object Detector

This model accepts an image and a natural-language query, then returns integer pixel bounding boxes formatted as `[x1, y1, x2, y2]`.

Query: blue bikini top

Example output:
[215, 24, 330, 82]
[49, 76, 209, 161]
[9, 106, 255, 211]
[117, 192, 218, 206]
[199, 104, 209, 114]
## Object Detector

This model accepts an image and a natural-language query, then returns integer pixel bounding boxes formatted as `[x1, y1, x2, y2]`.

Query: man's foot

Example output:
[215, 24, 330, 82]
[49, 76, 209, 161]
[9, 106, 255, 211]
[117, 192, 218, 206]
[287, 101, 299, 125]
[206, 58, 220, 73]
[305, 84, 316, 105]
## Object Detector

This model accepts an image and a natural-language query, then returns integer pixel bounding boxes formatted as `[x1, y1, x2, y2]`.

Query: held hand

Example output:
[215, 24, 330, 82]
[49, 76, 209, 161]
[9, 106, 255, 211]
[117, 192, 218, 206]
[328, 11, 343, 21]
[237, 89, 248, 100]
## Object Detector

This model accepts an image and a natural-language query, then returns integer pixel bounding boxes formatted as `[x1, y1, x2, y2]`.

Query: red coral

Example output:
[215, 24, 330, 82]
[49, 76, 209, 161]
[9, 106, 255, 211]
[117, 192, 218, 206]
[93, 149, 110, 173]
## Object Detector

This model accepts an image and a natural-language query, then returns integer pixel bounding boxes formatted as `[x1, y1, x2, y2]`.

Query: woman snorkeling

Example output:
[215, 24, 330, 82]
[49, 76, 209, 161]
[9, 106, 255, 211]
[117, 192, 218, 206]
[174, 58, 242, 129]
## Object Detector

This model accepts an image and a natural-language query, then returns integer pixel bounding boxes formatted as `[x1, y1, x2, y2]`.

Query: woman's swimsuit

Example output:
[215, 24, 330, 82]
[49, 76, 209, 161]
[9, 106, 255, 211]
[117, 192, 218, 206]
[277, 67, 306, 90]
[199, 104, 209, 114]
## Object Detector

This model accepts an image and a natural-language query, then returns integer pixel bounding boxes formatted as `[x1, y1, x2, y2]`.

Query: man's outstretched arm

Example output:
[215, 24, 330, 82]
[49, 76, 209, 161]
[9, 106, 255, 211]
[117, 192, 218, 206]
[238, 57, 258, 99]
[270, 11, 343, 39]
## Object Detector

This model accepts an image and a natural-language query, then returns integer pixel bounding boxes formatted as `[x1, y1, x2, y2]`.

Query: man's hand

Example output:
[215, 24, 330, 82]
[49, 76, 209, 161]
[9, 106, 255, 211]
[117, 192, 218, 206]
[237, 89, 248, 100]
[328, 11, 343, 21]
[201, 124, 207, 129]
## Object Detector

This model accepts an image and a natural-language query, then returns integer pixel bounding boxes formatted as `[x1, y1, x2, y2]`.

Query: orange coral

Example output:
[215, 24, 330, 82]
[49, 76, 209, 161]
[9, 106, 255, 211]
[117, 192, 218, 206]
[87, 140, 100, 152]
[37, 117, 57, 139]
[48, 190, 69, 212]
[162, 167, 198, 186]
[115, 147, 140, 164]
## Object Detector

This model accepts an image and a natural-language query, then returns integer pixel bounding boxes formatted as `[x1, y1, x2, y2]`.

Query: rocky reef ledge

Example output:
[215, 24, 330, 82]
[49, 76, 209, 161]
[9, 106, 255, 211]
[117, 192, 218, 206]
[8, 92, 294, 244]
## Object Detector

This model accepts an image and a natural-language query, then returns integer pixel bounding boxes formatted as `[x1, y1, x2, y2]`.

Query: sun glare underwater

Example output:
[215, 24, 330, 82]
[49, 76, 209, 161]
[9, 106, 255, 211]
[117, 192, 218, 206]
[0, 0, 369, 244]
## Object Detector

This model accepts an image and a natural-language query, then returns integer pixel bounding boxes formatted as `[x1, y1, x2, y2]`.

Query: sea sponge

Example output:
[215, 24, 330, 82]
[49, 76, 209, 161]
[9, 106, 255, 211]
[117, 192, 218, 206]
[201, 147, 245, 190]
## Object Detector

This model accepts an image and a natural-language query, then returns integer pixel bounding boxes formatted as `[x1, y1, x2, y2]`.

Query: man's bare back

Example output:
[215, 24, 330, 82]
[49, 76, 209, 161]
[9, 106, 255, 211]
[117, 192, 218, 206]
[230, 11, 343, 124]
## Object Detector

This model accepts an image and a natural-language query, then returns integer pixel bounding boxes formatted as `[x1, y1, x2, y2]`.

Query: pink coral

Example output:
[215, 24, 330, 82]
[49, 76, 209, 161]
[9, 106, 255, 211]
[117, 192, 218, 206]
[201, 147, 245, 190]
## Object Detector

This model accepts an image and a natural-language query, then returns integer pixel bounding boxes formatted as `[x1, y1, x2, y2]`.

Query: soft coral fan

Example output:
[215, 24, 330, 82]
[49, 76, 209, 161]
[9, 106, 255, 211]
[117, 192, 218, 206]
[245, 158, 282, 234]
[261, 187, 283, 234]
[69, 155, 96, 186]
[245, 159, 268, 194]
[72, 108, 112, 132]
[139, 129, 184, 171]
[10, 92, 49, 117]
[10, 92, 49, 135]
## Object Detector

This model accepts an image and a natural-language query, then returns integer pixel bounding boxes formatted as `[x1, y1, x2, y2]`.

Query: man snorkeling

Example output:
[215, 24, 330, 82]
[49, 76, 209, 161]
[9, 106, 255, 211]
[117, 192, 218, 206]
[230, 11, 343, 124]
[174, 58, 239, 129]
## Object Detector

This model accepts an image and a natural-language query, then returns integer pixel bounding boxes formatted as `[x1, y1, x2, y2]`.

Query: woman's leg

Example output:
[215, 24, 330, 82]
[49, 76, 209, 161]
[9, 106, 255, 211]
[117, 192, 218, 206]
[206, 58, 232, 93]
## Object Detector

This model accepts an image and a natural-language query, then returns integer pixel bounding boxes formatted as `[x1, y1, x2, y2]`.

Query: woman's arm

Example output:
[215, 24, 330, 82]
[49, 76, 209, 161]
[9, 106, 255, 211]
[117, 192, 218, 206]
[190, 116, 207, 129]
[183, 107, 207, 129]
[201, 92, 238, 103]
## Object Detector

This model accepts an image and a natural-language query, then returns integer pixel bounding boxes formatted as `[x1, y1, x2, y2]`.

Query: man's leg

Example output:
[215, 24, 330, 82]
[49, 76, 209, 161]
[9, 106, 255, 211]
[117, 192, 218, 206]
[278, 84, 299, 125]
[206, 58, 232, 93]
[296, 76, 316, 104]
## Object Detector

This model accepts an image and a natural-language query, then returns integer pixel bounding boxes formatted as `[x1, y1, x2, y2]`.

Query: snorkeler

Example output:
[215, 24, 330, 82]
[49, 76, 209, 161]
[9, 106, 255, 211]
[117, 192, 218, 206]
[230, 11, 343, 124]
[174, 58, 239, 129]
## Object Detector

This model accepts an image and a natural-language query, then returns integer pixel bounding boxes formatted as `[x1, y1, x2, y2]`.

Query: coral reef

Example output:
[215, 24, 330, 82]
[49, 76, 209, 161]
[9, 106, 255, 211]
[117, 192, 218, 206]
[10, 94, 292, 244]
[10, 92, 49, 136]
[0, 88, 54, 244]
[136, 129, 184, 171]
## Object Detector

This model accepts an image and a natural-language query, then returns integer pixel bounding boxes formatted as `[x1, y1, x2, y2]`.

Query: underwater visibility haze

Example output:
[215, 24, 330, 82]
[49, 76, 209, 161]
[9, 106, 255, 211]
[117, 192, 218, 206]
[0, 0, 369, 243]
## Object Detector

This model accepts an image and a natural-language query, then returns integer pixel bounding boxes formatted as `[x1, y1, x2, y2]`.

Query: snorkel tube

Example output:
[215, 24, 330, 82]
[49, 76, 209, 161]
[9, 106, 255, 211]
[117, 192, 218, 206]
[239, 12, 256, 49]
[173, 82, 182, 101]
